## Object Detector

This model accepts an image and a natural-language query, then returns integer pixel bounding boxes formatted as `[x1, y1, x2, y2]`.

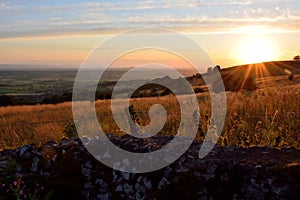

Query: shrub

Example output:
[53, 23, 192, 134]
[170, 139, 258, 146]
[63, 123, 77, 138]
[0, 95, 17, 106]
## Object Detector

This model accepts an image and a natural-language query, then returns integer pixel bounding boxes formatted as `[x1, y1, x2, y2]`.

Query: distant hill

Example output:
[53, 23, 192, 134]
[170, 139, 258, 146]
[222, 60, 300, 78]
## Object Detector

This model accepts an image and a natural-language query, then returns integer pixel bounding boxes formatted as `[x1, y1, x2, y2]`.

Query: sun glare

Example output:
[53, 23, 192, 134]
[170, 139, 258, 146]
[235, 35, 278, 64]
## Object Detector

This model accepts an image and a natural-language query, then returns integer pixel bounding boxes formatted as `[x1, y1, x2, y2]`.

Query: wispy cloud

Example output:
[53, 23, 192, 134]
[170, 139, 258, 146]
[0, 0, 299, 39]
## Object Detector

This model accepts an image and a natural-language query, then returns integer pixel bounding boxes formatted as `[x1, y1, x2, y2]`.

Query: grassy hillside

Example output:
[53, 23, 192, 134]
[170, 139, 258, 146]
[222, 60, 300, 78]
[0, 74, 299, 150]
[188, 60, 300, 92]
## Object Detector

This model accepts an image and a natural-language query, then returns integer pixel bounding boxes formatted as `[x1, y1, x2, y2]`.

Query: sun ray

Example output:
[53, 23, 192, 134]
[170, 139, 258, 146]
[239, 64, 254, 90]
[258, 63, 271, 78]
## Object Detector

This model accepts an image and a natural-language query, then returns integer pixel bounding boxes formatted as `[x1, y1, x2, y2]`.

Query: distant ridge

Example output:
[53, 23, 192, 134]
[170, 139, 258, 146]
[0, 64, 78, 71]
[222, 60, 300, 78]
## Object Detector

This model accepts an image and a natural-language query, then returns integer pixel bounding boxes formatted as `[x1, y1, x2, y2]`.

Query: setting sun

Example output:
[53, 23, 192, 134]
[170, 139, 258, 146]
[235, 35, 279, 64]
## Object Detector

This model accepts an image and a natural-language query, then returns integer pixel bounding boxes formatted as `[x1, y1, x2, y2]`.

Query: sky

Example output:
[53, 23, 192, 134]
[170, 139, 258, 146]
[0, 0, 300, 68]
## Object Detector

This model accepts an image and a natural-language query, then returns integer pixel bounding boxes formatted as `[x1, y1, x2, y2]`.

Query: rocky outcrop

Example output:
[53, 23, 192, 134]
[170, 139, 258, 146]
[1, 136, 300, 200]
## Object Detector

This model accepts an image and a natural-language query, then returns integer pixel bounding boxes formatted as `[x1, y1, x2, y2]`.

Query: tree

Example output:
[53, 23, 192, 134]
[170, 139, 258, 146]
[288, 74, 294, 81]
[293, 55, 300, 61]
[213, 65, 221, 72]
[0, 95, 17, 106]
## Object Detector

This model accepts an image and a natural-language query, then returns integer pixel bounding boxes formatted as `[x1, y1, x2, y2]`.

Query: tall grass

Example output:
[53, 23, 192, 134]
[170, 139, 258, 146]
[0, 77, 299, 149]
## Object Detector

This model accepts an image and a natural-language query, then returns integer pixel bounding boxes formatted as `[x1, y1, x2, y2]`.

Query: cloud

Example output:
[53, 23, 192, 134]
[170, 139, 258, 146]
[0, 0, 300, 39]
[0, 0, 256, 14]
[124, 8, 300, 29]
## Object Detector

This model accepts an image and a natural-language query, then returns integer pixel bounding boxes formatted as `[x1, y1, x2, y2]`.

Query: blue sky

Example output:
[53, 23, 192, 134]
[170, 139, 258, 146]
[1, 0, 300, 38]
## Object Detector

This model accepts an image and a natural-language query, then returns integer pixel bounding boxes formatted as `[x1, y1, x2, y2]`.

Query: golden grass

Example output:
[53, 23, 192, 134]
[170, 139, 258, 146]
[0, 76, 299, 150]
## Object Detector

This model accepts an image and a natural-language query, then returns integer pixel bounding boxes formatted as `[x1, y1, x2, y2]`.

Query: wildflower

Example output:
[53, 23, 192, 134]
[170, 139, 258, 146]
[19, 190, 23, 195]
[1, 183, 5, 187]
[13, 181, 17, 186]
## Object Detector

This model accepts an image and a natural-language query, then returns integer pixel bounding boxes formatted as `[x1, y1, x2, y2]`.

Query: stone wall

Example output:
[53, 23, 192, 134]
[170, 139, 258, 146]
[1, 136, 300, 200]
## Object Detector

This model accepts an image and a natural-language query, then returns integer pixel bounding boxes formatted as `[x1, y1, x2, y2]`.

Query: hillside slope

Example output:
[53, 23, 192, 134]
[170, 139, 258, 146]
[222, 60, 300, 78]
[189, 60, 300, 91]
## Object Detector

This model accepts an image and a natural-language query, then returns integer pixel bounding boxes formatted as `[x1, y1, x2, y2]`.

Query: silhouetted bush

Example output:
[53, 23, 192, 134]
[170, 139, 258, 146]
[213, 65, 221, 72]
[42, 92, 72, 104]
[0, 95, 17, 106]
[194, 87, 205, 93]
[160, 88, 172, 96]
[95, 91, 112, 100]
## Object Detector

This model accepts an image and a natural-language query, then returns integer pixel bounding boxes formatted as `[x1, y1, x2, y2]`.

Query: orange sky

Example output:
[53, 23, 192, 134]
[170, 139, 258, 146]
[0, 30, 299, 68]
[110, 49, 195, 69]
[1, 0, 300, 68]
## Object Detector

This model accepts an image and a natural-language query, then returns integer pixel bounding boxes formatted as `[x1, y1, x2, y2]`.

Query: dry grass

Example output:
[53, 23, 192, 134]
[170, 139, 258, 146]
[0, 103, 72, 148]
[0, 76, 299, 150]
